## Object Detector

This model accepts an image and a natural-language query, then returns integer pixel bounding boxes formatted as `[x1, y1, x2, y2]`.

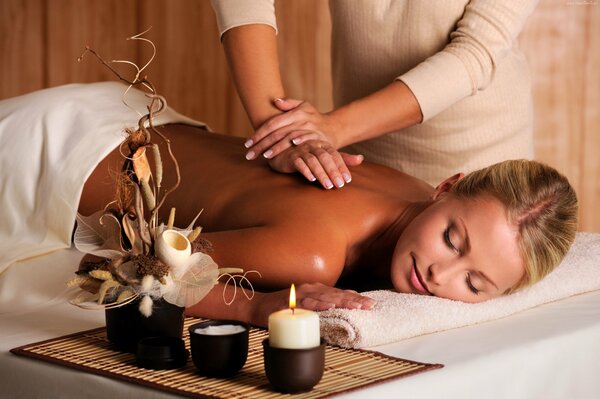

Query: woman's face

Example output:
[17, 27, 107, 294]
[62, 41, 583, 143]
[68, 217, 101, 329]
[390, 193, 525, 303]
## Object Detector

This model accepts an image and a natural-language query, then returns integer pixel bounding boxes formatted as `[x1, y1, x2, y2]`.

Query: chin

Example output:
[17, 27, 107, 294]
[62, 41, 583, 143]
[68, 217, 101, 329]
[390, 275, 410, 294]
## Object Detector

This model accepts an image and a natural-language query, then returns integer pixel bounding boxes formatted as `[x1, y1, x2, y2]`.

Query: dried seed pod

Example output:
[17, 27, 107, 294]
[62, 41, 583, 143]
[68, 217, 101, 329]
[126, 128, 149, 153]
[113, 260, 141, 286]
[115, 289, 135, 303]
[132, 146, 152, 183]
[167, 207, 176, 231]
[140, 179, 156, 210]
[133, 254, 169, 279]
[133, 185, 152, 247]
[217, 268, 244, 276]
[89, 270, 114, 281]
[66, 275, 93, 288]
[187, 226, 202, 243]
[122, 214, 141, 254]
[152, 144, 163, 189]
[98, 280, 120, 304]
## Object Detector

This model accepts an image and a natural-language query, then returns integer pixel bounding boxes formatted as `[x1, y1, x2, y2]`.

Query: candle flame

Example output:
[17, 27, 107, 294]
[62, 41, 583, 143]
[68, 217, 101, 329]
[289, 283, 296, 309]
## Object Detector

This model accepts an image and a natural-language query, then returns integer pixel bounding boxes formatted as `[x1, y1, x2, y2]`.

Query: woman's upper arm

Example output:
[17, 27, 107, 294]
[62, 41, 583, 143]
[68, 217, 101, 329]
[199, 224, 346, 289]
[398, 0, 539, 121]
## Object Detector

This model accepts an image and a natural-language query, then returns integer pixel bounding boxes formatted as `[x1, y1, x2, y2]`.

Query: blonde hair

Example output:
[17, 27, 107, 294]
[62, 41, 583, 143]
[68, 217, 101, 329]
[450, 159, 578, 292]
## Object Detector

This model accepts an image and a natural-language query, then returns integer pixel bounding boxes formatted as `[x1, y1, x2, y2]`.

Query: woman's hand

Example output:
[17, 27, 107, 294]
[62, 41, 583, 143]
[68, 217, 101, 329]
[244, 98, 364, 188]
[244, 98, 339, 161]
[267, 140, 363, 189]
[251, 282, 376, 327]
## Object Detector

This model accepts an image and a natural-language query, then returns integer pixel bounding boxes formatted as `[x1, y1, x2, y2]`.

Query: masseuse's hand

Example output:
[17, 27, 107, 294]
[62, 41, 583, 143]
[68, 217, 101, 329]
[252, 282, 376, 327]
[267, 140, 363, 189]
[245, 98, 338, 161]
[245, 99, 363, 186]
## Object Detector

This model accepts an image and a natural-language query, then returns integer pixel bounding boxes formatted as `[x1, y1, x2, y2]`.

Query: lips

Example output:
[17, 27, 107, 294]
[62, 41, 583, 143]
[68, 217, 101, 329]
[410, 256, 432, 295]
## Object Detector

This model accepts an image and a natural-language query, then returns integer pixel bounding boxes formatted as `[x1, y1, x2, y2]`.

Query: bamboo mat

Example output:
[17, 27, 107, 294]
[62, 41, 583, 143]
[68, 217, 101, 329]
[10, 318, 442, 398]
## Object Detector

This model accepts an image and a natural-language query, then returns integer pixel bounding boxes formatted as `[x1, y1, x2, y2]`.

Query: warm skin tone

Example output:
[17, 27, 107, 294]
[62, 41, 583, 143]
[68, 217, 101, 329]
[80, 124, 524, 327]
[221, 24, 423, 189]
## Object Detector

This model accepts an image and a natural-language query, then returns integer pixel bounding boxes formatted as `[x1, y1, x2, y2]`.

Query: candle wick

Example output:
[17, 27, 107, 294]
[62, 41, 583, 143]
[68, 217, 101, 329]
[292, 307, 295, 315]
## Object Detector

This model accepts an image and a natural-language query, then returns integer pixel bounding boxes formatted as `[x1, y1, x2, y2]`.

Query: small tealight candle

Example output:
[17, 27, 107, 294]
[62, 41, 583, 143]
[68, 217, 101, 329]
[268, 284, 320, 349]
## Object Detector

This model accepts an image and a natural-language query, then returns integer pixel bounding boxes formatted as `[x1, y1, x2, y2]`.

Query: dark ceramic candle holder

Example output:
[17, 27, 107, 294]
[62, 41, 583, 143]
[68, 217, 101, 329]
[136, 336, 189, 370]
[188, 320, 249, 378]
[105, 298, 185, 353]
[262, 338, 326, 393]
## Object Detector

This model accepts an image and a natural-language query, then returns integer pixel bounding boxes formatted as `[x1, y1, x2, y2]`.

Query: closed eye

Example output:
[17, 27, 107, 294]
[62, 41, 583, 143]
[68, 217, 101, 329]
[444, 227, 460, 254]
[466, 272, 480, 295]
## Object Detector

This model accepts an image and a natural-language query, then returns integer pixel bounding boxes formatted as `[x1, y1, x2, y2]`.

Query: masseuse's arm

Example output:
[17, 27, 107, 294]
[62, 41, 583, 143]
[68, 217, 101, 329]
[221, 24, 285, 130]
[221, 24, 361, 189]
[246, 82, 422, 162]
[244, 0, 538, 171]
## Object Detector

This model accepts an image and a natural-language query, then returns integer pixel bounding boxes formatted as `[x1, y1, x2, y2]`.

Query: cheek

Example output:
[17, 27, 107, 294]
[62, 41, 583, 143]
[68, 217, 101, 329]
[436, 280, 469, 302]
[408, 222, 443, 255]
[407, 206, 447, 244]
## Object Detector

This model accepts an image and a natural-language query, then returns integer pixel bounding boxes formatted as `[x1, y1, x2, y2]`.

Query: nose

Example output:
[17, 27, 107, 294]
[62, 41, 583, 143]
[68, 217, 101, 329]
[427, 260, 463, 286]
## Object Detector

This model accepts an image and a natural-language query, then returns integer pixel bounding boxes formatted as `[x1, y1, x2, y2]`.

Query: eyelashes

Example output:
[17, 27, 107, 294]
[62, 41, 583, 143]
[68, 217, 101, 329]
[466, 272, 480, 295]
[443, 227, 460, 254]
[445, 226, 479, 295]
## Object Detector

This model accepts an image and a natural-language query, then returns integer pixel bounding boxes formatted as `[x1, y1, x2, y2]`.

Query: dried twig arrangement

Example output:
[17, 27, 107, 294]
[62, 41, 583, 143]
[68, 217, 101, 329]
[69, 29, 256, 315]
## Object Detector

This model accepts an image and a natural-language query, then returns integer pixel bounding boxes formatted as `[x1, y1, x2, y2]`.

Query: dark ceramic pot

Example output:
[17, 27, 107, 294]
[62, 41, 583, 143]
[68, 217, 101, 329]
[262, 338, 325, 393]
[105, 298, 185, 353]
[188, 320, 249, 378]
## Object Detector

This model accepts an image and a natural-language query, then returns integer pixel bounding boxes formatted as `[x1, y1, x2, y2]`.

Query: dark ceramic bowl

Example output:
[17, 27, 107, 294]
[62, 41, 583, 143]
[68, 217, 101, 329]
[262, 338, 325, 393]
[188, 320, 249, 378]
[136, 336, 189, 370]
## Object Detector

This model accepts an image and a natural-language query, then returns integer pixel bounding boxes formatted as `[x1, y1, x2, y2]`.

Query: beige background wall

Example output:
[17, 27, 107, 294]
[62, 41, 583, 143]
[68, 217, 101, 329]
[1, 0, 598, 231]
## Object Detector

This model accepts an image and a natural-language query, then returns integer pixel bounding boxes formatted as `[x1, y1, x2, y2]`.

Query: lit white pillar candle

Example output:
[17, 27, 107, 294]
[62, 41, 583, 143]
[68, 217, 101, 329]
[268, 284, 320, 349]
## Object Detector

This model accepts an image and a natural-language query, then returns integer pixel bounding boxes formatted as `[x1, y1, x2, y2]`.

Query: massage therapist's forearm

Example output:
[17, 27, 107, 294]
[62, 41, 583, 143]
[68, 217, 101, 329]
[244, 80, 423, 165]
[222, 24, 286, 129]
[329, 80, 423, 148]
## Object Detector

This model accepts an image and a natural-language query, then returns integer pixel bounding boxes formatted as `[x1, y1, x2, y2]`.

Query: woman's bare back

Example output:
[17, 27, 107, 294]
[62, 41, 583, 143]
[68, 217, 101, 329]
[81, 123, 434, 289]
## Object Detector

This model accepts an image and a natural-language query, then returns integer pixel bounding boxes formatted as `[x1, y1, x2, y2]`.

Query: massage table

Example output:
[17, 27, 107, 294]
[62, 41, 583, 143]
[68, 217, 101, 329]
[1, 246, 599, 398]
[1, 83, 599, 398]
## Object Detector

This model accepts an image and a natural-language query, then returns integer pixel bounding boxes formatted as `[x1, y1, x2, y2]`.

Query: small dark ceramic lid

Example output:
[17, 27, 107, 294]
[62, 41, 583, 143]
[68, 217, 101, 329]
[136, 336, 189, 370]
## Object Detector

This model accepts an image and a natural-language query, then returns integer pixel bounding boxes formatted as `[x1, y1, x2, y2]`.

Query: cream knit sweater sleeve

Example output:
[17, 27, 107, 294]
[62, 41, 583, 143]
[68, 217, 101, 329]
[398, 0, 538, 121]
[211, 0, 277, 38]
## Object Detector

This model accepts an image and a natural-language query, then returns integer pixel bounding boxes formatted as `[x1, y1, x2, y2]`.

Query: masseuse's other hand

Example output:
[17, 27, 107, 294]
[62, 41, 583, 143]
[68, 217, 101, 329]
[245, 98, 339, 161]
[252, 282, 376, 327]
[267, 140, 364, 189]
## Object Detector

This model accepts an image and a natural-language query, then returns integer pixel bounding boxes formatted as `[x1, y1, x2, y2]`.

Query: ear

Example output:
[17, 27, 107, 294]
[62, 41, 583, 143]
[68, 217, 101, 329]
[431, 173, 464, 200]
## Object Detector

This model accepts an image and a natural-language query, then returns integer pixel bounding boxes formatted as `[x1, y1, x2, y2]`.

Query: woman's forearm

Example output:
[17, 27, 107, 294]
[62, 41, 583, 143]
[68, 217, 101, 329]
[222, 24, 286, 129]
[185, 282, 376, 328]
[186, 282, 269, 327]
[241, 80, 423, 186]
[329, 80, 423, 149]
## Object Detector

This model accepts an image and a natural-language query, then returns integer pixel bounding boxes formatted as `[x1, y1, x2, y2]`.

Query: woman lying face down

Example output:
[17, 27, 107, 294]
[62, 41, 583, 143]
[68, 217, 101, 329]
[79, 124, 578, 326]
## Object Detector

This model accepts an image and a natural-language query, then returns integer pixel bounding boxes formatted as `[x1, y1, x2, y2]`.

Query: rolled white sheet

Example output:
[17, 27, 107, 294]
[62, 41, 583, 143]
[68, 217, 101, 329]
[320, 232, 600, 348]
[0, 82, 205, 274]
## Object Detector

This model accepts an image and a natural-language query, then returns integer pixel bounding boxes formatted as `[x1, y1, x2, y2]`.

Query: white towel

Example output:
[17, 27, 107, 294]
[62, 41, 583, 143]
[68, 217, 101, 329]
[320, 232, 600, 348]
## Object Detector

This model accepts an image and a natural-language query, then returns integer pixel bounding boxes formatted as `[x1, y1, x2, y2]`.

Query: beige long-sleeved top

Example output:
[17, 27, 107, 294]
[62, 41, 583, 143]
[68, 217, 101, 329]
[211, 0, 537, 185]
